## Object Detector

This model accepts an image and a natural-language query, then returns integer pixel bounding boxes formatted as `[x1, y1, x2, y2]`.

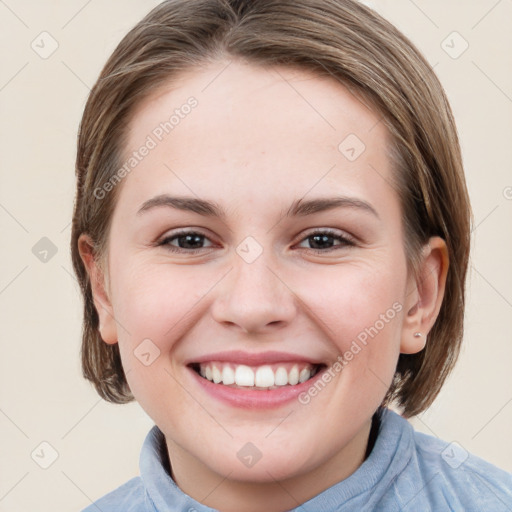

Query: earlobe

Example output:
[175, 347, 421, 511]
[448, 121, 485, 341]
[78, 234, 118, 345]
[400, 236, 449, 354]
[400, 328, 427, 354]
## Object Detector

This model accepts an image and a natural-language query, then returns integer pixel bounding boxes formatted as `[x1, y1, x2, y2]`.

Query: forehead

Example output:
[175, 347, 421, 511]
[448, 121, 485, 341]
[119, 59, 395, 216]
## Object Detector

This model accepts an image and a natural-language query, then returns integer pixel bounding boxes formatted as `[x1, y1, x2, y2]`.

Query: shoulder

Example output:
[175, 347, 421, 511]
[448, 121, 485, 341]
[406, 419, 512, 510]
[370, 410, 512, 511]
[81, 476, 147, 512]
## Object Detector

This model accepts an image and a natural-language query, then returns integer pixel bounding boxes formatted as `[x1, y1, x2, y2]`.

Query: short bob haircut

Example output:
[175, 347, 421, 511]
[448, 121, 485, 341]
[71, 0, 471, 418]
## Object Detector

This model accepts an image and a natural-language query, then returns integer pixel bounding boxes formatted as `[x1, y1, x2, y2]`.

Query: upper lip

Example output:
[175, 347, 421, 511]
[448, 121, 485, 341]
[186, 350, 325, 367]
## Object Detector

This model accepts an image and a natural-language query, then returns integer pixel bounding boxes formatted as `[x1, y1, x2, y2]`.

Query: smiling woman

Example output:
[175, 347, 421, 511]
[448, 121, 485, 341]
[70, 1, 512, 511]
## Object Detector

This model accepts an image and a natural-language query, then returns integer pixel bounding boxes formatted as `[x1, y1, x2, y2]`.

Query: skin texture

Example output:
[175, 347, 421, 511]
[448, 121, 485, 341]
[79, 59, 448, 512]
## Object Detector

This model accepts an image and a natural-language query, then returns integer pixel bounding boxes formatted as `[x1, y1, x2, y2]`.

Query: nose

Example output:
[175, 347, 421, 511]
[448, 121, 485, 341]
[210, 248, 297, 335]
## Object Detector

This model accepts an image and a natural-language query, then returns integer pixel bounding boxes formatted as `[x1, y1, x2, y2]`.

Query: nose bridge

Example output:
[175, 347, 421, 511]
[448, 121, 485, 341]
[211, 237, 296, 333]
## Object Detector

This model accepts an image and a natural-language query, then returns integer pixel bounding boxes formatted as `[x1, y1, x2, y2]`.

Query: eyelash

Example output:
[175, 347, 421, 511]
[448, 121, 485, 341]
[157, 228, 356, 254]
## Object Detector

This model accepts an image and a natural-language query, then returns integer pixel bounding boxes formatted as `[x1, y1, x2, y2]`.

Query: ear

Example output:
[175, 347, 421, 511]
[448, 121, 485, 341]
[78, 234, 118, 345]
[401, 236, 449, 354]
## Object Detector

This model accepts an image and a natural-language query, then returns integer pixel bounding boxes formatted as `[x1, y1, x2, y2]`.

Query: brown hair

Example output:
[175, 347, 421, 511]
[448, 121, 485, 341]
[71, 0, 471, 417]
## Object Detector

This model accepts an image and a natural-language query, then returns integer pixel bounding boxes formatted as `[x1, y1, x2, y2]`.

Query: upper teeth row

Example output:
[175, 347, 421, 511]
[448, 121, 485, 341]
[198, 363, 317, 388]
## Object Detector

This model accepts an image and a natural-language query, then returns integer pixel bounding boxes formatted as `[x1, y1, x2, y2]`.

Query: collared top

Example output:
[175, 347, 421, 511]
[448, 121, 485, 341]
[83, 409, 512, 511]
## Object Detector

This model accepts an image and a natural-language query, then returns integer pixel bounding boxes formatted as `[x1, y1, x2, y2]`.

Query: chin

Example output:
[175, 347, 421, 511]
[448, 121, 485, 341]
[201, 443, 317, 483]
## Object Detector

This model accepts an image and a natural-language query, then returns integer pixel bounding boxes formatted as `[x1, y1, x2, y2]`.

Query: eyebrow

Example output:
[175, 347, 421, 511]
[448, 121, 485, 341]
[137, 194, 379, 219]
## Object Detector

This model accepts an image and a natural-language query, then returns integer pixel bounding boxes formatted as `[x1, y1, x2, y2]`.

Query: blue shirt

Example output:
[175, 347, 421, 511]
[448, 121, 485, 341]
[82, 409, 512, 511]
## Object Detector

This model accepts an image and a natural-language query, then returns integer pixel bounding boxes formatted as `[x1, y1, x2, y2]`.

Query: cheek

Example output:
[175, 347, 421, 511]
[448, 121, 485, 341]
[108, 260, 211, 377]
[109, 262, 209, 422]
[294, 263, 406, 422]
[314, 263, 402, 324]
[300, 261, 406, 366]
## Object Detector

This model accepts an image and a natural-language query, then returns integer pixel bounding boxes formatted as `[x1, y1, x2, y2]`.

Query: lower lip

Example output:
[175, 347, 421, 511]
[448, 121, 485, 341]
[188, 366, 327, 409]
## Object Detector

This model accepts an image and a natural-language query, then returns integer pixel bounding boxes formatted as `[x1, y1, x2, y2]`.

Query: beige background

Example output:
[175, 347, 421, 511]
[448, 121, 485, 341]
[0, 0, 511, 510]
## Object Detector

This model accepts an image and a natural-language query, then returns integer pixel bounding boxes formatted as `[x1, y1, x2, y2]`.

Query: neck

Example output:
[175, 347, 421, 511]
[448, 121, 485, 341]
[165, 419, 373, 512]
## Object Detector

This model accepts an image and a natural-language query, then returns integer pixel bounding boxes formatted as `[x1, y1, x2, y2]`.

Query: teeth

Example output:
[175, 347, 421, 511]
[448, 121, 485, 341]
[235, 365, 254, 386]
[212, 365, 222, 384]
[288, 366, 299, 385]
[274, 367, 288, 386]
[196, 362, 320, 389]
[299, 368, 311, 383]
[255, 365, 274, 387]
[222, 365, 235, 385]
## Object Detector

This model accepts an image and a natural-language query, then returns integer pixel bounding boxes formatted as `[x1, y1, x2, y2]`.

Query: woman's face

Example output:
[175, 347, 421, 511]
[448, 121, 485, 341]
[90, 60, 423, 490]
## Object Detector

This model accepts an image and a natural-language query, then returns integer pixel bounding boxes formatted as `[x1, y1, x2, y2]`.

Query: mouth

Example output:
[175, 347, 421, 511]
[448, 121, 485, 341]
[188, 361, 328, 391]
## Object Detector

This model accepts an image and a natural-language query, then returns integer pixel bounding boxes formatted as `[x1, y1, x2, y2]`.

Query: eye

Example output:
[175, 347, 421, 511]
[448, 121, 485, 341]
[158, 230, 214, 253]
[157, 228, 355, 254]
[296, 229, 355, 253]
